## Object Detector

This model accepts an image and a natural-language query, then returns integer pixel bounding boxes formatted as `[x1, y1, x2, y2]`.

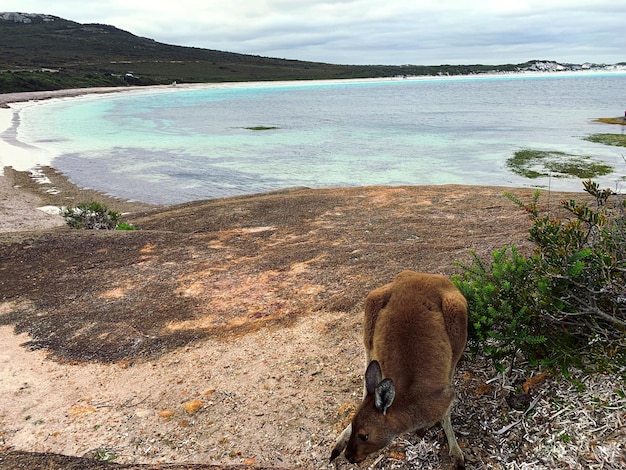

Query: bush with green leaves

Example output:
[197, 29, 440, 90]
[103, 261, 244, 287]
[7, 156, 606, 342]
[453, 246, 547, 370]
[60, 201, 135, 230]
[453, 180, 626, 373]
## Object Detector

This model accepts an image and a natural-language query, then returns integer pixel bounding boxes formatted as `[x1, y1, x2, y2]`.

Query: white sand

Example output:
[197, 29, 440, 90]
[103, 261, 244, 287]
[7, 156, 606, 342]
[0, 106, 54, 173]
[0, 86, 160, 175]
[0, 103, 65, 231]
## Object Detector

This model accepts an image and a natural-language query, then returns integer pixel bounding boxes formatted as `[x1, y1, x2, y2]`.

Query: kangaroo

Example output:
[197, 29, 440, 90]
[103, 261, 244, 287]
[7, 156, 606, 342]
[330, 270, 467, 469]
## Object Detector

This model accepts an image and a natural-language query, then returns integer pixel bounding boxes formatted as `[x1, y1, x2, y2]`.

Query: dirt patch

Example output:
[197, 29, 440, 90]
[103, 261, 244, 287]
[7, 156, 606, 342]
[1, 168, 623, 469]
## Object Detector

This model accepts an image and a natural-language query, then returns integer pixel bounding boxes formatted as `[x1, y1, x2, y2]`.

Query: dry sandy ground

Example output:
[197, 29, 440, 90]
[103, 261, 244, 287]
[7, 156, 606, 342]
[0, 165, 624, 470]
[0, 171, 66, 232]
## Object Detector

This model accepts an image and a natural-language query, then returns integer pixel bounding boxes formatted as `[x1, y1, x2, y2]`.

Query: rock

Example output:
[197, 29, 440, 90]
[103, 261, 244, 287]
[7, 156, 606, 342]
[182, 400, 203, 415]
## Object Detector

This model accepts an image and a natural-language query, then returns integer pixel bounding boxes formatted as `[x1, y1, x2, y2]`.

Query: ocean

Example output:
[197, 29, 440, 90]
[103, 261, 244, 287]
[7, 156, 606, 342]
[12, 72, 626, 204]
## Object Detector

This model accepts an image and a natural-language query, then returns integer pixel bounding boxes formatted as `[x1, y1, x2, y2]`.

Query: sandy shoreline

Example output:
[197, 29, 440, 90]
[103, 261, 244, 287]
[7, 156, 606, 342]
[0, 86, 166, 174]
[0, 79, 384, 175]
[0, 87, 167, 232]
[3, 69, 625, 111]
[0, 86, 142, 108]
[2, 70, 625, 232]
[0, 81, 411, 233]
[4, 69, 625, 172]
[2, 71, 626, 211]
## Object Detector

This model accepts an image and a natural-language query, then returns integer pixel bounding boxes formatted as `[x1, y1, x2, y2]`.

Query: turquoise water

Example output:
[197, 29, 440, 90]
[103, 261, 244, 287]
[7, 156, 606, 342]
[15, 73, 626, 204]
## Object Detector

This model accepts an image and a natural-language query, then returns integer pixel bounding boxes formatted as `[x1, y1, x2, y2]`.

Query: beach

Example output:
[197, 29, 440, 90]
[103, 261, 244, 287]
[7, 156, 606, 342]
[4, 71, 626, 208]
[0, 99, 64, 232]
[0, 86, 156, 170]
[0, 87, 164, 233]
[0, 80, 384, 214]
[0, 89, 110, 231]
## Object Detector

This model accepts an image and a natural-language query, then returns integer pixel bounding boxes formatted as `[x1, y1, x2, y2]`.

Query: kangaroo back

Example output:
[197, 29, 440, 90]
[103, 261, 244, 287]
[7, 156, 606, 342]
[331, 270, 467, 469]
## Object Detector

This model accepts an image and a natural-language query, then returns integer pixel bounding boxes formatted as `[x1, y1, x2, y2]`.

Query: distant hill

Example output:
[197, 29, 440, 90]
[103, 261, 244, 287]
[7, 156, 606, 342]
[0, 12, 622, 93]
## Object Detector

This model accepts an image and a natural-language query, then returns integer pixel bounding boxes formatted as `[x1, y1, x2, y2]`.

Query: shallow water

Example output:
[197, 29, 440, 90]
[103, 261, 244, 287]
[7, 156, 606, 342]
[14, 73, 626, 204]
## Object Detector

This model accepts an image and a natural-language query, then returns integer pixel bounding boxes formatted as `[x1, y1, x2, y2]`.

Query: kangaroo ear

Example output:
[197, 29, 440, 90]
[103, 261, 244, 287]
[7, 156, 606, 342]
[365, 360, 383, 396]
[375, 379, 395, 415]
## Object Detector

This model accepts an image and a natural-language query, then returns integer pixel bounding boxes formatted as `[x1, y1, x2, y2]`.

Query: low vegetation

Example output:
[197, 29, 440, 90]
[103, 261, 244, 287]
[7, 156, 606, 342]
[0, 15, 561, 93]
[60, 201, 135, 230]
[453, 180, 626, 375]
[506, 149, 613, 179]
[583, 133, 626, 148]
[0, 70, 151, 93]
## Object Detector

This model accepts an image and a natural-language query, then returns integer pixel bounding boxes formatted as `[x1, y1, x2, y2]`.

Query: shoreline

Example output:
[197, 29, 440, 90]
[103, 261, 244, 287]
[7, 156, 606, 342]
[0, 165, 158, 233]
[3, 67, 626, 110]
[0, 87, 167, 232]
[0, 85, 173, 173]
[0, 86, 142, 108]
[2, 69, 626, 175]
[1, 70, 625, 229]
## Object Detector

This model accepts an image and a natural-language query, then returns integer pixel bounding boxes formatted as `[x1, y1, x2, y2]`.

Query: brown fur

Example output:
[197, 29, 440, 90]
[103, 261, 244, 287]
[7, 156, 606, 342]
[330, 270, 467, 468]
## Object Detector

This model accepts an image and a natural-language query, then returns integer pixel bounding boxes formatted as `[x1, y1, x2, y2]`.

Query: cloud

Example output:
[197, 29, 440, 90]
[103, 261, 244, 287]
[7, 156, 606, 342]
[4, 0, 625, 64]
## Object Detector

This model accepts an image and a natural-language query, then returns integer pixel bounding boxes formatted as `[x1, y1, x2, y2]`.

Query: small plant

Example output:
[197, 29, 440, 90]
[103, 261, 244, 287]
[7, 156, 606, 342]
[115, 222, 137, 231]
[559, 433, 572, 444]
[61, 201, 132, 230]
[93, 448, 117, 462]
[454, 180, 626, 373]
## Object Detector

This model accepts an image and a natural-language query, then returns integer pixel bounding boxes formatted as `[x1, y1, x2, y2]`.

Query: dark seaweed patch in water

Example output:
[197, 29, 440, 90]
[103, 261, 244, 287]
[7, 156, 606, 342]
[583, 133, 626, 147]
[507, 149, 613, 179]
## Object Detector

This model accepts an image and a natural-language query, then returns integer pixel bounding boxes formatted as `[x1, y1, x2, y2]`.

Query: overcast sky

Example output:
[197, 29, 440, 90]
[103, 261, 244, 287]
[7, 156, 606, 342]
[4, 1, 625, 65]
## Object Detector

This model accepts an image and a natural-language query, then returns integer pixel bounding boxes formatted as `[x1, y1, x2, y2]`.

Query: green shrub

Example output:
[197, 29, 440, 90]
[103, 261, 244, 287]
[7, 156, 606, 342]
[115, 222, 137, 231]
[453, 246, 546, 371]
[454, 180, 626, 373]
[512, 181, 626, 348]
[61, 201, 124, 230]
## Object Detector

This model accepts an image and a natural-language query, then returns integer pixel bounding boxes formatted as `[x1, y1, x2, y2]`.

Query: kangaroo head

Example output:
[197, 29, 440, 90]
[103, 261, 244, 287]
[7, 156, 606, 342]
[344, 360, 397, 463]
